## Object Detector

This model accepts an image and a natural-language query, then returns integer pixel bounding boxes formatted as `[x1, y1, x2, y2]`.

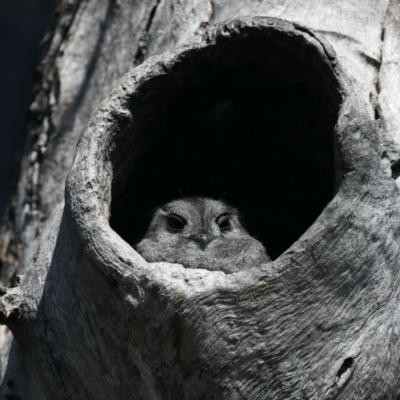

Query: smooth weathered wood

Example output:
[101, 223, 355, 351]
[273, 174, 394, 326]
[1, 0, 400, 398]
[212, 0, 390, 118]
[0, 0, 213, 284]
[378, 0, 400, 146]
[1, 16, 400, 399]
[2, 0, 399, 284]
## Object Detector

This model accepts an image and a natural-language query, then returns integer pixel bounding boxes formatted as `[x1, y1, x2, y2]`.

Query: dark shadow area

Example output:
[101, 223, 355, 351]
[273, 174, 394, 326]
[0, 0, 55, 219]
[110, 26, 341, 260]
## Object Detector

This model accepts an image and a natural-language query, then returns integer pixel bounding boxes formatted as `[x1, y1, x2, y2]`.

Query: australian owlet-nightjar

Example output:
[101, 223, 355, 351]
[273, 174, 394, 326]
[135, 197, 270, 273]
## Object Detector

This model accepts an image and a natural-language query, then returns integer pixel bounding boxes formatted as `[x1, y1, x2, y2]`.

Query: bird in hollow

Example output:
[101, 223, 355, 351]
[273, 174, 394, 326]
[135, 197, 270, 273]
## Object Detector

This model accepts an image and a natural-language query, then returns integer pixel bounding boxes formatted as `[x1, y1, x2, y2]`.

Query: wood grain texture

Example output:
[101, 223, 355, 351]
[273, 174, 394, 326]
[378, 0, 400, 145]
[0, 0, 212, 283]
[4, 0, 400, 286]
[212, 0, 390, 119]
[2, 17, 400, 398]
[2, 0, 400, 397]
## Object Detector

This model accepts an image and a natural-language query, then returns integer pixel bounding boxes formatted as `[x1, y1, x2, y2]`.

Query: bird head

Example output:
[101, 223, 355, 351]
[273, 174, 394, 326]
[147, 197, 246, 251]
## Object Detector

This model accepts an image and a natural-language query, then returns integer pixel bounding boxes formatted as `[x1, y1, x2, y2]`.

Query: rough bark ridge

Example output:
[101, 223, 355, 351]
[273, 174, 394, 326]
[3, 0, 400, 287]
[1, 16, 400, 399]
[0, 0, 213, 284]
[0, 0, 213, 380]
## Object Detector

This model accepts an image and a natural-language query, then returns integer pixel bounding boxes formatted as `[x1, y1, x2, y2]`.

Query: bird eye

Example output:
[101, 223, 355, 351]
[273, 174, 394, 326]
[167, 215, 186, 233]
[216, 213, 231, 232]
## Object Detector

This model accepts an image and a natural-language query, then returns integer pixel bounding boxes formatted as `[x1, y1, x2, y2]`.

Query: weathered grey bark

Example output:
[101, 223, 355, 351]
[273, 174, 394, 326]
[1, 1, 400, 398]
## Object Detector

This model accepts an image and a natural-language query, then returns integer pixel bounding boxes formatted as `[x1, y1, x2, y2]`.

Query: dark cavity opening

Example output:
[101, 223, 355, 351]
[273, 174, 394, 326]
[110, 26, 341, 260]
[337, 357, 354, 379]
[391, 159, 400, 180]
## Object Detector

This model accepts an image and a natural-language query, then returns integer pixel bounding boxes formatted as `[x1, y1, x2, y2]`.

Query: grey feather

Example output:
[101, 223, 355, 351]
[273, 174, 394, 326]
[135, 198, 270, 273]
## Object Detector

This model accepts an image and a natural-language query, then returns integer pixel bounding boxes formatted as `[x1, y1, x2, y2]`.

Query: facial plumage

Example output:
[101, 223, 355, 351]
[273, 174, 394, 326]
[135, 198, 270, 273]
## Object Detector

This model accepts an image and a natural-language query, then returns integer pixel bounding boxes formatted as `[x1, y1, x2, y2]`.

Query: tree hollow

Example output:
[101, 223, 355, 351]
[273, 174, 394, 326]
[110, 20, 342, 259]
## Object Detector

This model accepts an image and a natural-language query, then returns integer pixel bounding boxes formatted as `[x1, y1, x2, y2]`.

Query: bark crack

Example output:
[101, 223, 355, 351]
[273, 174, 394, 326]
[336, 357, 353, 379]
[322, 300, 388, 399]
[0, 0, 83, 284]
[373, 0, 394, 121]
[26, 0, 87, 213]
[133, 0, 162, 66]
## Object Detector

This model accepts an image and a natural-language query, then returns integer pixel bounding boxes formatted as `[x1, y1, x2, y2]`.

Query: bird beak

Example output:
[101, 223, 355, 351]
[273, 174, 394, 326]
[189, 233, 216, 250]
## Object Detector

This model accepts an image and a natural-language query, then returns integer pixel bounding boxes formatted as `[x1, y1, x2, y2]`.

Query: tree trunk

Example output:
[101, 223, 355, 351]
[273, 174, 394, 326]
[1, 1, 400, 398]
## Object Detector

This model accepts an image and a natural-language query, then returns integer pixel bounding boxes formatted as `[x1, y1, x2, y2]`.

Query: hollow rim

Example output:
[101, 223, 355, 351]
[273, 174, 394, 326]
[65, 15, 373, 284]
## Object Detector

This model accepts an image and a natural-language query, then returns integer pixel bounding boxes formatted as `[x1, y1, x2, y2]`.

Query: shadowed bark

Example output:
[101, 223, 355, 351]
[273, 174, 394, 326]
[1, 2, 400, 399]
